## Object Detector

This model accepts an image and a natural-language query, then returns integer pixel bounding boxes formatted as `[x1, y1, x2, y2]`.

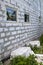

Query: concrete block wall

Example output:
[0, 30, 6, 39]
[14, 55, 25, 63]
[40, 0, 43, 34]
[0, 0, 41, 60]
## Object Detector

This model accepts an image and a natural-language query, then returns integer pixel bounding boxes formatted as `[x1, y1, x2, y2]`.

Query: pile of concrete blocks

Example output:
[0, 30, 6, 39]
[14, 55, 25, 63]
[35, 54, 43, 63]
[29, 40, 40, 47]
[10, 47, 34, 59]
[10, 40, 40, 59]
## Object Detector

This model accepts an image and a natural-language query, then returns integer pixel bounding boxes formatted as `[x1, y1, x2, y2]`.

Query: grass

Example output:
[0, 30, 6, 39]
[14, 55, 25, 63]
[40, 63, 43, 65]
[30, 45, 43, 54]
[39, 34, 43, 46]
[8, 55, 43, 65]
[0, 61, 3, 65]
[9, 55, 39, 65]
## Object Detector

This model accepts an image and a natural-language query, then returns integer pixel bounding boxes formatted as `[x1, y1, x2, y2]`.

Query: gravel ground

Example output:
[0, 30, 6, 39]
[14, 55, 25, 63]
[3, 59, 10, 65]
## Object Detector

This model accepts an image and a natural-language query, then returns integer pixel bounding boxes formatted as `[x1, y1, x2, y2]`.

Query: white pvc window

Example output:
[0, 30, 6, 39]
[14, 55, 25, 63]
[6, 7, 17, 21]
[24, 14, 29, 22]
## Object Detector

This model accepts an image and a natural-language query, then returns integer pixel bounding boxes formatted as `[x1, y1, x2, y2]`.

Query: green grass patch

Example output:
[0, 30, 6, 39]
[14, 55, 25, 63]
[30, 45, 43, 54]
[0, 61, 3, 65]
[39, 35, 43, 46]
[9, 55, 38, 65]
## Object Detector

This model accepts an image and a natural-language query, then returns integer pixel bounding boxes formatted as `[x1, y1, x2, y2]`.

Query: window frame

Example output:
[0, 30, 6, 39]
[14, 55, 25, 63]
[5, 4, 18, 22]
[24, 12, 29, 22]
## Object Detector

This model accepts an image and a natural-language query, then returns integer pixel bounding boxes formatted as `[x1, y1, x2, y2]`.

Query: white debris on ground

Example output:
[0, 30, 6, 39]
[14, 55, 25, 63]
[10, 47, 34, 59]
[29, 40, 40, 47]
[35, 54, 43, 63]
[10, 40, 43, 63]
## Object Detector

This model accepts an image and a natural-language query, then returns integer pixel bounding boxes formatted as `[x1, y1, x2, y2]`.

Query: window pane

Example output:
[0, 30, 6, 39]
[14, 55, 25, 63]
[24, 14, 29, 22]
[6, 7, 16, 21]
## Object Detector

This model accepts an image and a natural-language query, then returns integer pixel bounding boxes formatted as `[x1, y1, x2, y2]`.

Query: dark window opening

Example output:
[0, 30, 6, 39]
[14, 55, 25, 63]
[24, 14, 29, 22]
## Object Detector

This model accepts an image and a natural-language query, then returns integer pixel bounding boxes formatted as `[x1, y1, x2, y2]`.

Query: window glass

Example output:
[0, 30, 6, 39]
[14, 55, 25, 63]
[6, 7, 16, 21]
[24, 14, 29, 22]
